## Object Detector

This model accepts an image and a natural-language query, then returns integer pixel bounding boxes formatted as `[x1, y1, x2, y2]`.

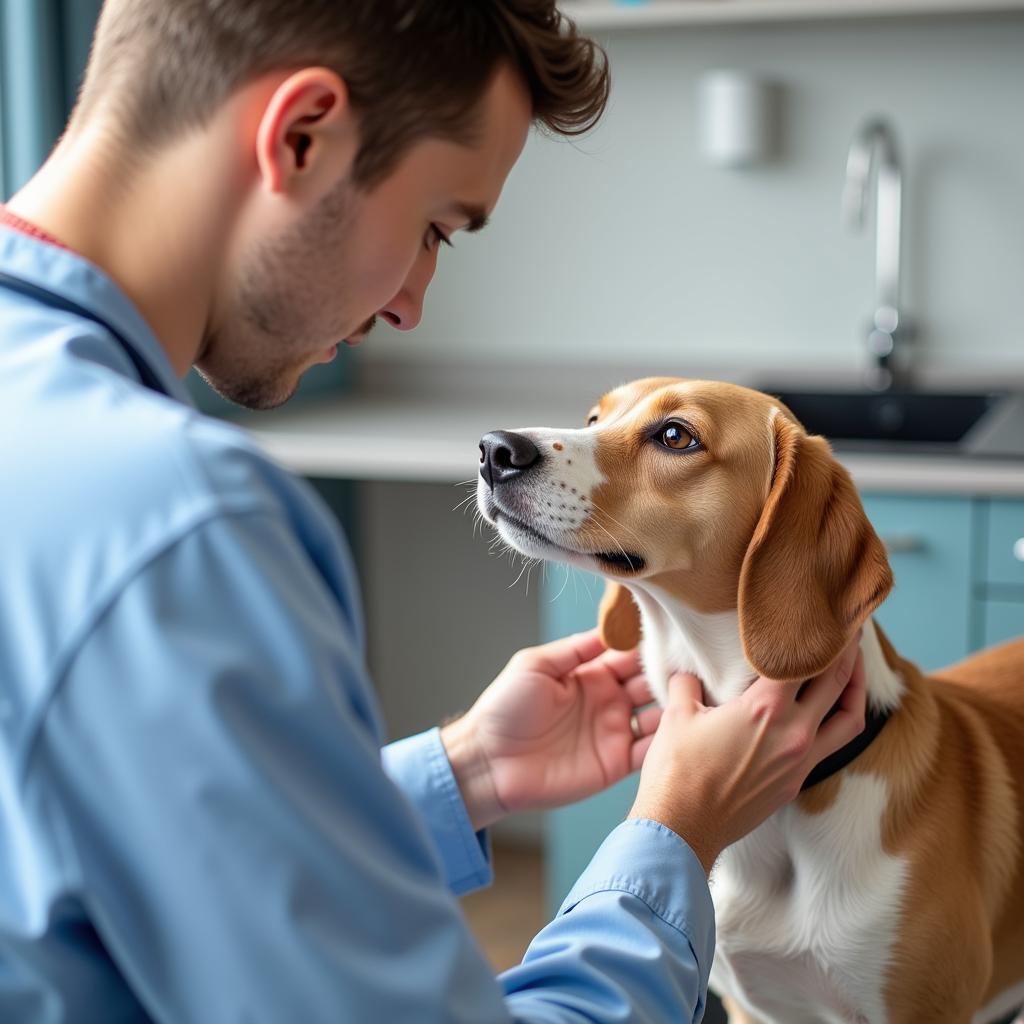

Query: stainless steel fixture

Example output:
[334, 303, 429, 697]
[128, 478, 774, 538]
[842, 117, 914, 391]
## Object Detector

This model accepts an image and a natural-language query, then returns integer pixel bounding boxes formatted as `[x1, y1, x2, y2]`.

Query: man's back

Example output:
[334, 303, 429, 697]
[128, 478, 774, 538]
[0, 225, 387, 1022]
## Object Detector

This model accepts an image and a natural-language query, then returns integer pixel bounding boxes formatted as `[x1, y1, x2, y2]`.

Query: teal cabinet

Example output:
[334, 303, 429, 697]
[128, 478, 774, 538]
[976, 499, 1024, 647]
[860, 494, 974, 670]
[985, 499, 1024, 587]
[541, 490, 1021, 913]
[981, 599, 1024, 647]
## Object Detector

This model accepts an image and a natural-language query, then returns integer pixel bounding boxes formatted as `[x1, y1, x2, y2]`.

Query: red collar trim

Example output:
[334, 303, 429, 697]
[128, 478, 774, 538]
[0, 206, 71, 252]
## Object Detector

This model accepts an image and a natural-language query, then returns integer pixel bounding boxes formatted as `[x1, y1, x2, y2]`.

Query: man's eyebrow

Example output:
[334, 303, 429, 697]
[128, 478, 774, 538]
[450, 202, 490, 233]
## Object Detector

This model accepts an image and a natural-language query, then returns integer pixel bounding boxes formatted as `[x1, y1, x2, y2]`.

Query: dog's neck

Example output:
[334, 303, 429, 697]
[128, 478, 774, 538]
[626, 582, 905, 712]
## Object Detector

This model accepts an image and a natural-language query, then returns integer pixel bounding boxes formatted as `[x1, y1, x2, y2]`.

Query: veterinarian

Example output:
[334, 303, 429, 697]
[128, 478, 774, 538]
[0, 2, 868, 1021]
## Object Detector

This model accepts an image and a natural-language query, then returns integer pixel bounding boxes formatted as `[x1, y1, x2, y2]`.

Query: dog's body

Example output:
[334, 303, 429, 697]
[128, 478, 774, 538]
[476, 377, 1024, 1024]
[713, 626, 1024, 1024]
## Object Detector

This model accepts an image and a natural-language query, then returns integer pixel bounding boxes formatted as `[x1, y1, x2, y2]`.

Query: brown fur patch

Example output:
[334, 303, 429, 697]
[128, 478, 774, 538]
[598, 582, 641, 650]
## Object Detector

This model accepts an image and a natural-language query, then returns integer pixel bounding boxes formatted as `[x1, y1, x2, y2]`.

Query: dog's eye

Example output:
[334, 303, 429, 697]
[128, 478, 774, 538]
[585, 413, 599, 427]
[658, 422, 698, 451]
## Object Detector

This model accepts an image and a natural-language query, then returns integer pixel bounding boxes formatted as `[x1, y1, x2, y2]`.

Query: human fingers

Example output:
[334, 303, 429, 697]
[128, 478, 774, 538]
[590, 645, 645, 684]
[663, 671, 704, 712]
[794, 630, 863, 721]
[623, 673, 657, 708]
[630, 704, 662, 737]
[527, 629, 607, 676]
[807, 649, 867, 764]
[628, 731, 657, 773]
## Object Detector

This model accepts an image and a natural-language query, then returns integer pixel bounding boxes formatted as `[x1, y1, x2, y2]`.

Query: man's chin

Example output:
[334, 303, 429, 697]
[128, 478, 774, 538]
[346, 315, 377, 346]
[313, 343, 340, 363]
[195, 367, 300, 412]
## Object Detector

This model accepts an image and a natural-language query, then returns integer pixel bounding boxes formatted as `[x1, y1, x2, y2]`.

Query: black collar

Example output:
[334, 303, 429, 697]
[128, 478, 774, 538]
[800, 703, 893, 791]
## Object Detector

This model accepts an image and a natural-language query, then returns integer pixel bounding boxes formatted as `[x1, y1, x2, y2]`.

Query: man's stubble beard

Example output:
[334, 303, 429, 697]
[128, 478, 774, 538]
[195, 183, 356, 411]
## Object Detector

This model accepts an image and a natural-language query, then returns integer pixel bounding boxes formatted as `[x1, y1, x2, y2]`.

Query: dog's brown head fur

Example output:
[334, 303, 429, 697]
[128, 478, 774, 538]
[587, 379, 893, 680]
[480, 377, 893, 682]
[736, 409, 893, 681]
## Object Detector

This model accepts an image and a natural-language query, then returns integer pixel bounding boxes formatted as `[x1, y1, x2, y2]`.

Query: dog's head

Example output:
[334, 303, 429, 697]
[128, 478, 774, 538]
[477, 377, 893, 683]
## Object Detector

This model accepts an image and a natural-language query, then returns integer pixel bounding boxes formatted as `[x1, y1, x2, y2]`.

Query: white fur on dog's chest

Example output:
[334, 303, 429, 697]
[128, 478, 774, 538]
[630, 592, 754, 706]
[710, 773, 909, 1024]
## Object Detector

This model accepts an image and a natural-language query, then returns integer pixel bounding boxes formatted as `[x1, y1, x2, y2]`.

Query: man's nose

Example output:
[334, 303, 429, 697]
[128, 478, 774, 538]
[479, 431, 541, 489]
[380, 251, 436, 331]
[379, 292, 423, 332]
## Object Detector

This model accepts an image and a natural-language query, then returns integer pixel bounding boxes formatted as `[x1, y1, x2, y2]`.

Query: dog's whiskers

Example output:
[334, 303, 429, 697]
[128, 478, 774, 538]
[551, 563, 572, 604]
[508, 555, 541, 592]
[588, 506, 648, 556]
[586, 516, 642, 573]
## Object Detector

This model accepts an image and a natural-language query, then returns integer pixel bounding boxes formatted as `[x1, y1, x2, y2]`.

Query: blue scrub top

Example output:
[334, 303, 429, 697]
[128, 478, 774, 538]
[0, 225, 714, 1023]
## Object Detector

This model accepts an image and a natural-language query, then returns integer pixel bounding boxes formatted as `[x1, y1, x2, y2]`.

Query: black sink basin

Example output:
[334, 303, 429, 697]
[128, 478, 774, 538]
[762, 389, 1003, 453]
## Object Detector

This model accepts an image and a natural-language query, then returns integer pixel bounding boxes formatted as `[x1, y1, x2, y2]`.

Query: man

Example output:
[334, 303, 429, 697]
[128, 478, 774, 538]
[0, 2, 866, 1021]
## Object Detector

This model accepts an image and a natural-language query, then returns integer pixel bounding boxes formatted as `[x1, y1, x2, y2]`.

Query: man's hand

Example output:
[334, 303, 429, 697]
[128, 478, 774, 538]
[441, 629, 660, 831]
[628, 634, 867, 875]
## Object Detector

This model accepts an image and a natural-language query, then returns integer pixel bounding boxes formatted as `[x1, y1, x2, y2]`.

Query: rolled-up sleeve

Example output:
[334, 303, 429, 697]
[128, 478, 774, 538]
[32, 506, 715, 1023]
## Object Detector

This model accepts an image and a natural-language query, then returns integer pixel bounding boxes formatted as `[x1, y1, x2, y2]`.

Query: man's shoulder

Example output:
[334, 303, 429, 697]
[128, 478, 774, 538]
[70, 384, 303, 528]
[155, 400, 304, 520]
[9, 369, 335, 596]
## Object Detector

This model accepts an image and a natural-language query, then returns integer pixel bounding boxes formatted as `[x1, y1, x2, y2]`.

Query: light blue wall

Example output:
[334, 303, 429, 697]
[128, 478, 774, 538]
[365, 12, 1024, 382]
[1, 0, 64, 194]
[0, 0, 103, 197]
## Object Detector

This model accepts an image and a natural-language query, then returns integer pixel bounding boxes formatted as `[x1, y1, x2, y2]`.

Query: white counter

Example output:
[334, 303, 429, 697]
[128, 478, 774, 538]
[231, 391, 1024, 497]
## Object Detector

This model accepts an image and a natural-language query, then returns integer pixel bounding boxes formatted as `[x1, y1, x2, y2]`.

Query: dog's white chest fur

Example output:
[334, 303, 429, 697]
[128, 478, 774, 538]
[710, 773, 909, 1024]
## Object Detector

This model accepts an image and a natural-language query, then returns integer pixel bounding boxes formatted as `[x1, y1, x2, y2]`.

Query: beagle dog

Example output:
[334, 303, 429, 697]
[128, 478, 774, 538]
[476, 377, 1024, 1024]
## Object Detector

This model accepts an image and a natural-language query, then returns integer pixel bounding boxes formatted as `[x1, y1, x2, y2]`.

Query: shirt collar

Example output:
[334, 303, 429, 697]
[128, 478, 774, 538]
[0, 226, 195, 407]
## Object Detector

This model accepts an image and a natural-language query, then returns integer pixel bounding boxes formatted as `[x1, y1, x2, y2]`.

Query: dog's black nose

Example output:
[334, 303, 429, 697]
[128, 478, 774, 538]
[479, 431, 541, 489]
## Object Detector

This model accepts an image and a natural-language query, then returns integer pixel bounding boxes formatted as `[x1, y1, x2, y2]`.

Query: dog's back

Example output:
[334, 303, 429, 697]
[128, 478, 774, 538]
[927, 638, 1024, 1021]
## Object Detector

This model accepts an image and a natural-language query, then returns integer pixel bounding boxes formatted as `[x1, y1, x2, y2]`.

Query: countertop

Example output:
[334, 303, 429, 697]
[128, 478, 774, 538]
[228, 363, 1024, 497]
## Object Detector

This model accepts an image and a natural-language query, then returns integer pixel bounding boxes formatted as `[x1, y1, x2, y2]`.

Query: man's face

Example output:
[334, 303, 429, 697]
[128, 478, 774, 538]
[196, 65, 532, 410]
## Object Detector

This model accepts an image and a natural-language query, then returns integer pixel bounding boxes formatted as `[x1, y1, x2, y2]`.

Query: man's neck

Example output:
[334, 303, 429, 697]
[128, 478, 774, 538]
[7, 118, 246, 377]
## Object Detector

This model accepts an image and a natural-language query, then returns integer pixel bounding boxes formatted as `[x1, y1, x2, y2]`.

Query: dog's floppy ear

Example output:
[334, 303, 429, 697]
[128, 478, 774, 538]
[598, 582, 641, 650]
[739, 412, 893, 682]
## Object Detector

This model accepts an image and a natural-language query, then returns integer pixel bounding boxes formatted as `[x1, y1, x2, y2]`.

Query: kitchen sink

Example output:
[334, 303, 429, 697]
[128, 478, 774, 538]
[760, 388, 1022, 456]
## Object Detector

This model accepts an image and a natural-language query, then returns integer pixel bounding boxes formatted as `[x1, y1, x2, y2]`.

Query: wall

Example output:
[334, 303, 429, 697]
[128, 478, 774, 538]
[0, 0, 103, 196]
[362, 12, 1024, 383]
[358, 12, 1024, 845]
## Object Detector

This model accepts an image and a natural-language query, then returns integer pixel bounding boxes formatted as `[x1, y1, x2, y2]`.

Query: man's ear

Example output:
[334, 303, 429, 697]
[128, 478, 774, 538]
[738, 412, 893, 682]
[255, 67, 357, 196]
[599, 582, 642, 650]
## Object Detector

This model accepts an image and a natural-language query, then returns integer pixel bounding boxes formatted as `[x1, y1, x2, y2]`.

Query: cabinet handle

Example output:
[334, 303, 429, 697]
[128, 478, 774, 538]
[881, 534, 927, 555]
[1014, 538, 1024, 563]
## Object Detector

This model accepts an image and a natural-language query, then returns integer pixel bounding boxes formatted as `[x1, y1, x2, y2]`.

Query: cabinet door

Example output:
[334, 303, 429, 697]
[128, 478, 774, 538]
[860, 494, 974, 671]
[985, 499, 1024, 588]
[982, 599, 1024, 648]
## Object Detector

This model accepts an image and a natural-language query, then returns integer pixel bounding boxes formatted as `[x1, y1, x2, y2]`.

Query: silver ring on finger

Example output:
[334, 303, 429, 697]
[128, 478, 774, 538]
[629, 712, 643, 741]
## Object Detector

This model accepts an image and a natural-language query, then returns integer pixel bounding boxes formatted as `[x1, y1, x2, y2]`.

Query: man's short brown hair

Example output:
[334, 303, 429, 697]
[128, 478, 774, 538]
[74, 0, 610, 185]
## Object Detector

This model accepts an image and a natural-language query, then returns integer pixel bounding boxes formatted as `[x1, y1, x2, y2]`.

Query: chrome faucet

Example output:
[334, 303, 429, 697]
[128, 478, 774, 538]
[842, 118, 914, 391]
